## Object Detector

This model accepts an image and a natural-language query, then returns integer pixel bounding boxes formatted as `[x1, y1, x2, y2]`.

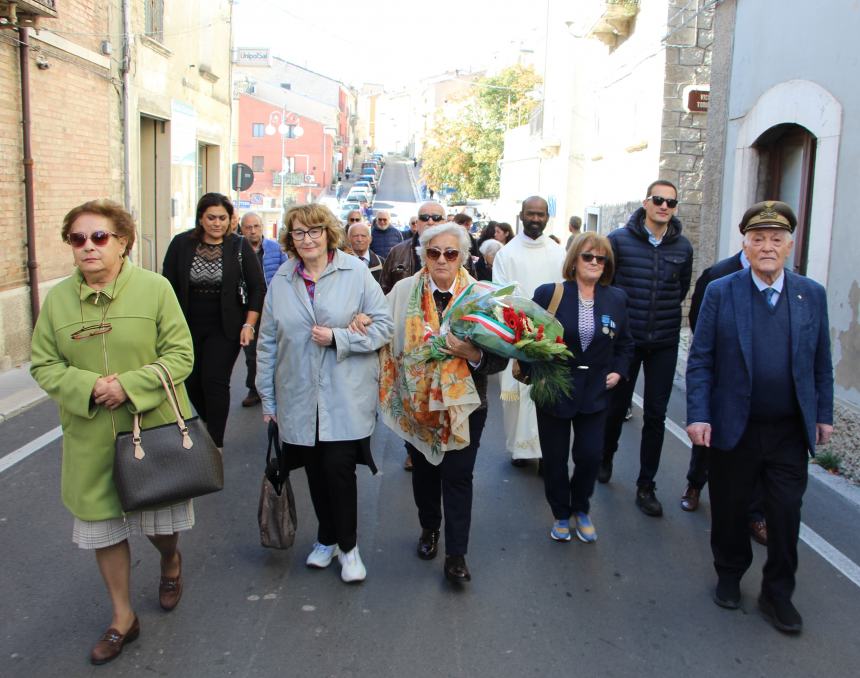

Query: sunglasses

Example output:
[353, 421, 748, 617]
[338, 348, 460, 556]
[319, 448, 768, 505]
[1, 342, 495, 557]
[348, 217, 362, 223]
[377, 218, 389, 223]
[68, 230, 119, 248]
[425, 247, 460, 262]
[647, 196, 679, 208]
[418, 213, 445, 223]
[580, 252, 607, 264]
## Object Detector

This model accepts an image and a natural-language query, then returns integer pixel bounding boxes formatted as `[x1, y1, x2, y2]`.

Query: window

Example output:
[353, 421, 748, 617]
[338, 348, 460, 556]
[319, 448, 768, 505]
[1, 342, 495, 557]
[754, 124, 817, 275]
[252, 123, 265, 138]
[144, 0, 164, 43]
[251, 156, 265, 172]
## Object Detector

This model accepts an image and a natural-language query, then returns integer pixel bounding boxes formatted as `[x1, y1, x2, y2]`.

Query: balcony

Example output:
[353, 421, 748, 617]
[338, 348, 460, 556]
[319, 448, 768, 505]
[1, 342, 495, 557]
[588, 0, 639, 48]
[1, 0, 57, 27]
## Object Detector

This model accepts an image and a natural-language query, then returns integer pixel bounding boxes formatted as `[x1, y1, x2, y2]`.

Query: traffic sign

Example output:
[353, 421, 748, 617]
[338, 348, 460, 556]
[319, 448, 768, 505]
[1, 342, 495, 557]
[231, 162, 254, 191]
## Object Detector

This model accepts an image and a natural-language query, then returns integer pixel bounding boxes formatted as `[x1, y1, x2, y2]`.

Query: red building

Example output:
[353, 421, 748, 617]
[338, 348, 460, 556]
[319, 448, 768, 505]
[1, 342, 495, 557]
[236, 93, 336, 219]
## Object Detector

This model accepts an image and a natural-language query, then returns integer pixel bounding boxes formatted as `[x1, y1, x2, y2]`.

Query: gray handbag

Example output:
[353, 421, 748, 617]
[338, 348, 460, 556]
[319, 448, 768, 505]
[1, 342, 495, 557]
[257, 421, 297, 549]
[114, 363, 224, 512]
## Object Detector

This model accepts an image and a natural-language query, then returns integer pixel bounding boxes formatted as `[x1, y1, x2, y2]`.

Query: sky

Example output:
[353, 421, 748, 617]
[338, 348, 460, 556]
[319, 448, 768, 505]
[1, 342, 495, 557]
[232, 0, 546, 88]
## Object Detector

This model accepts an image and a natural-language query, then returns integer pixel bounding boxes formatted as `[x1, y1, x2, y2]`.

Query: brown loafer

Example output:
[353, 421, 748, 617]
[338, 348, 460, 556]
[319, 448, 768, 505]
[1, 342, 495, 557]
[749, 520, 768, 546]
[403, 453, 413, 472]
[90, 616, 140, 665]
[159, 551, 183, 611]
[680, 485, 701, 512]
[242, 391, 261, 407]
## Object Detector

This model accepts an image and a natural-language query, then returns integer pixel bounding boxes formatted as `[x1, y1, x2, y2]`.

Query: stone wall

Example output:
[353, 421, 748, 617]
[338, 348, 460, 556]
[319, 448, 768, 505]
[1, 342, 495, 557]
[659, 0, 713, 292]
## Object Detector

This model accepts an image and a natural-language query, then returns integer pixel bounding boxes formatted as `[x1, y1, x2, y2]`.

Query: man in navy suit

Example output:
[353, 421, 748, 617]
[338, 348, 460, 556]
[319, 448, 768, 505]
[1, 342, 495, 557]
[686, 201, 833, 634]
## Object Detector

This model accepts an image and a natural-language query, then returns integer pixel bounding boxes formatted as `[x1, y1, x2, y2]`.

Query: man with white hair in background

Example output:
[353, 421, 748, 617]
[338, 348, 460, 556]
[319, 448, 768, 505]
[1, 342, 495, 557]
[348, 220, 384, 284]
[492, 196, 566, 468]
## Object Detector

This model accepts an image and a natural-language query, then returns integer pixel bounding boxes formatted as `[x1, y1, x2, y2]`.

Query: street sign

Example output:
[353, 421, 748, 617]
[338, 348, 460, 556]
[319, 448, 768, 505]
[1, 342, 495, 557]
[684, 87, 710, 113]
[231, 162, 254, 191]
[236, 200, 251, 209]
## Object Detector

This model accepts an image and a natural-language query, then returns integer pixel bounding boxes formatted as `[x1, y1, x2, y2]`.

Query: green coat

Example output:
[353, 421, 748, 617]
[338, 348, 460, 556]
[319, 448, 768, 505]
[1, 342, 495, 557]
[31, 261, 194, 521]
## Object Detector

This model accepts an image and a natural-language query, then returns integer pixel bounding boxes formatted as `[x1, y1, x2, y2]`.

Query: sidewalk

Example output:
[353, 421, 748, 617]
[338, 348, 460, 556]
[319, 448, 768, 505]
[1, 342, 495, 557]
[0, 363, 47, 423]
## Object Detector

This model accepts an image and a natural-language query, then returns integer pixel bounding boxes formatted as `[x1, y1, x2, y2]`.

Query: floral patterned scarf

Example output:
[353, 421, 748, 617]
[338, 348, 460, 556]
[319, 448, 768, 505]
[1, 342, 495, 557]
[379, 268, 481, 465]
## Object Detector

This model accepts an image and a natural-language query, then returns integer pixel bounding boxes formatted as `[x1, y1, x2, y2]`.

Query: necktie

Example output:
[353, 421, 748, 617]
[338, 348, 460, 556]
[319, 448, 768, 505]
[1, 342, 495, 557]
[433, 290, 452, 315]
[762, 287, 777, 307]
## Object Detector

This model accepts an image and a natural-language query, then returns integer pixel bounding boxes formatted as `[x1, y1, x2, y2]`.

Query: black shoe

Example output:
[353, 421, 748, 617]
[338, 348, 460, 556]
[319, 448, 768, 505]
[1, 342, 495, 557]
[597, 459, 613, 484]
[713, 578, 741, 609]
[635, 485, 664, 517]
[758, 593, 803, 634]
[417, 529, 440, 560]
[444, 555, 471, 583]
[511, 458, 529, 468]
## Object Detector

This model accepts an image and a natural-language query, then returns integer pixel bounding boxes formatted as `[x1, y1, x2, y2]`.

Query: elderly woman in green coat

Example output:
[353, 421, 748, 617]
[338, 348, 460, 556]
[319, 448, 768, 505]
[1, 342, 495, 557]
[30, 200, 195, 666]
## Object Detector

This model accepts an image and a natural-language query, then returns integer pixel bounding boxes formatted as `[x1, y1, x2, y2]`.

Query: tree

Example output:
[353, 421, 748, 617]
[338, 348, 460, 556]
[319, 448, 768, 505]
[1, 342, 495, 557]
[421, 65, 542, 201]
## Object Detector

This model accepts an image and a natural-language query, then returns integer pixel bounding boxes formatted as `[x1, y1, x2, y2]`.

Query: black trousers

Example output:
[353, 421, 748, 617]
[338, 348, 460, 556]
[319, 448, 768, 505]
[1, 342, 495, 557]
[537, 408, 607, 517]
[302, 439, 360, 553]
[604, 342, 678, 487]
[709, 418, 808, 601]
[408, 408, 488, 556]
[243, 336, 258, 392]
[687, 444, 764, 520]
[187, 310, 240, 448]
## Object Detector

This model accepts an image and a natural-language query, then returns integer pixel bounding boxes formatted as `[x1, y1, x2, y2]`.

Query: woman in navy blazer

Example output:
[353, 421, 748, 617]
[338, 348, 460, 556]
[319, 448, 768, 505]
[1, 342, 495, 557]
[531, 232, 633, 543]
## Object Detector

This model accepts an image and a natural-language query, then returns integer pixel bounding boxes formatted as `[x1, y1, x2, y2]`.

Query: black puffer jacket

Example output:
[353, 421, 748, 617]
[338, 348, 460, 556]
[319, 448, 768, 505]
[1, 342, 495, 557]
[608, 207, 693, 348]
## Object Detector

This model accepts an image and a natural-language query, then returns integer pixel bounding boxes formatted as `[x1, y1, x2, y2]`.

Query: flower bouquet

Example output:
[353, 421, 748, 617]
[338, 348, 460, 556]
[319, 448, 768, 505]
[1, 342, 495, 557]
[411, 281, 574, 407]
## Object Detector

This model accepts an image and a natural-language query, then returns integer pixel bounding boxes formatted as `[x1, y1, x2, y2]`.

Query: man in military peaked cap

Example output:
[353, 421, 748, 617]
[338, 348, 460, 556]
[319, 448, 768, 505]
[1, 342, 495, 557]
[685, 198, 833, 634]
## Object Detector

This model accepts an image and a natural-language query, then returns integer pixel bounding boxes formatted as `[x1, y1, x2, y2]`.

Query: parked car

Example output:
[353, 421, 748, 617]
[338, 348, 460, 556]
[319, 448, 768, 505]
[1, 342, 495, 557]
[346, 189, 372, 205]
[353, 180, 376, 195]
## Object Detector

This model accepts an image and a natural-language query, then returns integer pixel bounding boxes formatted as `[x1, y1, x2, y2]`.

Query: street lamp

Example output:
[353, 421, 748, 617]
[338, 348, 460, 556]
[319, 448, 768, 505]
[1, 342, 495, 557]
[265, 107, 304, 215]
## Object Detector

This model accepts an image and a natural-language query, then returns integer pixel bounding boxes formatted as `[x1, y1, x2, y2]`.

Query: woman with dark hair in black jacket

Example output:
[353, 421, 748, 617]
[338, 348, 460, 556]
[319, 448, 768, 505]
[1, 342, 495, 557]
[162, 192, 266, 449]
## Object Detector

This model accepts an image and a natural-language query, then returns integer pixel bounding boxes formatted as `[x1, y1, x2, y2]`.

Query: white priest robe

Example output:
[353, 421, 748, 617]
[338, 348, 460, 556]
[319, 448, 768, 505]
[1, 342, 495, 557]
[492, 232, 566, 459]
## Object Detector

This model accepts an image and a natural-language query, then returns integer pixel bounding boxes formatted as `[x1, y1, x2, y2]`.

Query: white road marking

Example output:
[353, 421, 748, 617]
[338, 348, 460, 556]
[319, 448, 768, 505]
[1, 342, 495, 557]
[0, 426, 62, 474]
[631, 393, 860, 589]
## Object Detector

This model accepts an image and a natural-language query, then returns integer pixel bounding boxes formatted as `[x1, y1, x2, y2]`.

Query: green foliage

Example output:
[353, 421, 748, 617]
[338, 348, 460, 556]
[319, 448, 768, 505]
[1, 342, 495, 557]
[814, 450, 841, 473]
[421, 65, 542, 200]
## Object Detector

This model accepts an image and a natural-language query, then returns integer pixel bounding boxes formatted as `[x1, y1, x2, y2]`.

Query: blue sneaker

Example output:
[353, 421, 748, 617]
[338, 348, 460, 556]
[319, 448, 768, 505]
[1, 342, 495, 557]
[573, 512, 597, 543]
[550, 519, 571, 542]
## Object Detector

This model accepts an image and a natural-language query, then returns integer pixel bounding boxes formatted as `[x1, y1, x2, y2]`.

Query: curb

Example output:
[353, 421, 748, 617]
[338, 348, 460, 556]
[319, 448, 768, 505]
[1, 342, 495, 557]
[0, 389, 48, 423]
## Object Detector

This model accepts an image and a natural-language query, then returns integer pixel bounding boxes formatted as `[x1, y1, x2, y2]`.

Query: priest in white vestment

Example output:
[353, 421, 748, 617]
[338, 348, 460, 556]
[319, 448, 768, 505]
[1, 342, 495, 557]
[492, 196, 567, 463]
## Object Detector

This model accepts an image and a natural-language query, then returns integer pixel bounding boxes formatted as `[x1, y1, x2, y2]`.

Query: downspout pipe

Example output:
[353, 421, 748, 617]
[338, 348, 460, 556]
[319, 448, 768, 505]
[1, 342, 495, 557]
[19, 26, 39, 326]
[121, 0, 133, 214]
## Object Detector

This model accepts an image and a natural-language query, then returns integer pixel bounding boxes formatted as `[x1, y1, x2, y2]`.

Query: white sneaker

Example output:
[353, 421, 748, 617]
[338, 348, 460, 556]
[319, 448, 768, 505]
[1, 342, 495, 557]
[306, 542, 339, 569]
[338, 546, 367, 583]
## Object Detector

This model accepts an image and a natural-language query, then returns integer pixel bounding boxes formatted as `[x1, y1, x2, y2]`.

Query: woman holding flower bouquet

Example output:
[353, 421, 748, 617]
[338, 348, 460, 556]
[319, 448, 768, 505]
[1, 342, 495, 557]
[380, 221, 506, 584]
[531, 232, 633, 544]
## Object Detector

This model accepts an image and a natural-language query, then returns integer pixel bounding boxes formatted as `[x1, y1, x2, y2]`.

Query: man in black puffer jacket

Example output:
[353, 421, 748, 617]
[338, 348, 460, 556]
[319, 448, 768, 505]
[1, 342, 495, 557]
[599, 179, 693, 517]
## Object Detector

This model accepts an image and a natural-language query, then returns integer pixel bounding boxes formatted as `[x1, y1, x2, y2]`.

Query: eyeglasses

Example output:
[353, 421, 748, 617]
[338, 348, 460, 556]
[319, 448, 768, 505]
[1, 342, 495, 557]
[290, 226, 324, 241]
[647, 196, 679, 208]
[425, 247, 460, 262]
[71, 322, 113, 341]
[377, 218, 389, 223]
[348, 217, 362, 223]
[580, 252, 607, 265]
[67, 230, 119, 248]
[418, 213, 445, 223]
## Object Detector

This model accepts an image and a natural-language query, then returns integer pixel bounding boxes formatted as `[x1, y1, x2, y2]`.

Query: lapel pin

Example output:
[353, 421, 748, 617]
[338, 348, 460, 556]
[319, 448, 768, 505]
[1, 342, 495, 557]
[797, 294, 802, 299]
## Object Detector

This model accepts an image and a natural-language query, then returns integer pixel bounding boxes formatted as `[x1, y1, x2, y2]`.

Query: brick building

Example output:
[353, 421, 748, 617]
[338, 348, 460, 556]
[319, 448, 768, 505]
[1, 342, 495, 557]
[0, 0, 234, 368]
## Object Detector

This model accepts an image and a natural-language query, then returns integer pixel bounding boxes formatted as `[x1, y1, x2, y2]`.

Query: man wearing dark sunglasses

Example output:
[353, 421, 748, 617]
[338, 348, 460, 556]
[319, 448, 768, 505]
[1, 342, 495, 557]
[369, 210, 404, 259]
[599, 179, 693, 518]
[379, 201, 445, 295]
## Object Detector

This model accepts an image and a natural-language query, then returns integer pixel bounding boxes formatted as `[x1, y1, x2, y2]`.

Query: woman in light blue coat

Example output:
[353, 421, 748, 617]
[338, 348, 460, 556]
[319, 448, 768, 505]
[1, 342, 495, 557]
[256, 204, 392, 584]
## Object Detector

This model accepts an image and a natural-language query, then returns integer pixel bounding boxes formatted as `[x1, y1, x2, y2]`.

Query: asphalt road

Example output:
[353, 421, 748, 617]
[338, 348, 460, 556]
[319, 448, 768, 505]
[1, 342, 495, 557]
[2, 161, 859, 677]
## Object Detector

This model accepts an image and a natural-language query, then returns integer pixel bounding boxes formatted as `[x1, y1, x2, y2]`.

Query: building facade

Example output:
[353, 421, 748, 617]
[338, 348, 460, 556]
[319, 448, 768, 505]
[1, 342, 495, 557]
[0, 0, 234, 368]
[704, 0, 860, 480]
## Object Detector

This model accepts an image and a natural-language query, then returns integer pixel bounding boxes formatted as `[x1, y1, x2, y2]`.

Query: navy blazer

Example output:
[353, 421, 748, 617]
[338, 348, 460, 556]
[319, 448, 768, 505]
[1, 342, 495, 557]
[688, 251, 743, 332]
[532, 280, 634, 418]
[686, 268, 833, 453]
[162, 230, 266, 340]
